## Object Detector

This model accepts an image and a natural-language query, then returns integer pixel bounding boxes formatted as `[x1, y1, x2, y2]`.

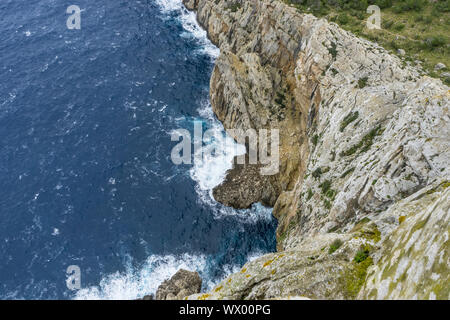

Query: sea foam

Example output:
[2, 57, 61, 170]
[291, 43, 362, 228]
[155, 0, 220, 59]
[74, 253, 207, 300]
[74, 0, 273, 300]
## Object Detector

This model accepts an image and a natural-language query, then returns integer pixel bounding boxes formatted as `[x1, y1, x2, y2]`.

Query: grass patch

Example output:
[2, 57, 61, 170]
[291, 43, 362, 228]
[319, 179, 332, 194]
[340, 125, 384, 157]
[340, 111, 359, 132]
[226, 2, 241, 13]
[341, 256, 374, 299]
[323, 199, 332, 210]
[312, 167, 323, 179]
[312, 134, 319, 146]
[328, 41, 338, 59]
[357, 76, 369, 88]
[306, 188, 314, 200]
[328, 239, 343, 254]
[354, 247, 370, 263]
[325, 188, 337, 200]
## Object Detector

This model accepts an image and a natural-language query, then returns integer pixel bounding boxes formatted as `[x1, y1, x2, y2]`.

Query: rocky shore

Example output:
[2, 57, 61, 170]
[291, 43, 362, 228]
[168, 0, 449, 300]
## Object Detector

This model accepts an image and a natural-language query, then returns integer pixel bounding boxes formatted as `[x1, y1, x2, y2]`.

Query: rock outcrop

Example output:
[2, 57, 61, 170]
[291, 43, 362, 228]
[188, 179, 449, 300]
[359, 180, 449, 300]
[212, 153, 280, 208]
[188, 230, 377, 300]
[183, 0, 450, 299]
[155, 269, 202, 300]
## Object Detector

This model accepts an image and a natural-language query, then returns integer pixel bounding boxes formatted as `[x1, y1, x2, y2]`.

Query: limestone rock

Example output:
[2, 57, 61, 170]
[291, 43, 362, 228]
[187, 227, 381, 300]
[359, 180, 450, 300]
[183, 0, 450, 300]
[155, 269, 202, 300]
[185, 0, 449, 239]
[435, 63, 446, 70]
[213, 153, 280, 208]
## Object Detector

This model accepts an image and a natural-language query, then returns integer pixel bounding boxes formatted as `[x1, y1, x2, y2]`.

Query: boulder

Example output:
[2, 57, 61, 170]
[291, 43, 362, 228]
[435, 62, 446, 70]
[156, 269, 202, 300]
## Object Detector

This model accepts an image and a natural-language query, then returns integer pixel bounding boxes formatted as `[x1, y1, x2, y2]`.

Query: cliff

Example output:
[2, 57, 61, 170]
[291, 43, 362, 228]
[183, 0, 450, 299]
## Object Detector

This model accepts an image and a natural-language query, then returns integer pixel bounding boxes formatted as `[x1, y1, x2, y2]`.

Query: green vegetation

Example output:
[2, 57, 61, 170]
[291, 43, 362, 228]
[328, 41, 338, 59]
[351, 219, 382, 243]
[354, 247, 370, 263]
[340, 167, 355, 178]
[312, 167, 323, 179]
[306, 187, 314, 200]
[357, 76, 369, 88]
[321, 185, 336, 209]
[319, 179, 332, 194]
[328, 225, 340, 233]
[341, 256, 374, 299]
[318, 181, 337, 199]
[328, 239, 344, 254]
[325, 188, 337, 200]
[227, 2, 242, 13]
[275, 91, 287, 108]
[324, 198, 332, 209]
[361, 227, 382, 243]
[282, 0, 450, 83]
[312, 134, 319, 146]
[340, 111, 359, 132]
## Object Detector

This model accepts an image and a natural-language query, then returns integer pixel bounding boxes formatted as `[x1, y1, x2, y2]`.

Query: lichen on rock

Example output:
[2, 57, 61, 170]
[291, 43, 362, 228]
[182, 0, 450, 300]
[359, 180, 450, 300]
[156, 269, 202, 300]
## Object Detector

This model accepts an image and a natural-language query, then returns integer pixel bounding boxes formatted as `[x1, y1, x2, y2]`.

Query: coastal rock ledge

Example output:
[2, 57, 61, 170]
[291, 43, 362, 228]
[155, 269, 202, 300]
[182, 0, 449, 300]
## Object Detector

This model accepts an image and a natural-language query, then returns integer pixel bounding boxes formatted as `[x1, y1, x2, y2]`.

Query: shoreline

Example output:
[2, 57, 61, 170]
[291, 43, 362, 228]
[177, 0, 449, 300]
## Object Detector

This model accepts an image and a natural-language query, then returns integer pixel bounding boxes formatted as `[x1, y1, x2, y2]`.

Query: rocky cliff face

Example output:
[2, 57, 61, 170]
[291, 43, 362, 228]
[183, 0, 449, 299]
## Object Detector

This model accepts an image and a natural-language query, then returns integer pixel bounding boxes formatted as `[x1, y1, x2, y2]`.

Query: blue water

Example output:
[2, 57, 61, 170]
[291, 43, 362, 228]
[0, 0, 277, 299]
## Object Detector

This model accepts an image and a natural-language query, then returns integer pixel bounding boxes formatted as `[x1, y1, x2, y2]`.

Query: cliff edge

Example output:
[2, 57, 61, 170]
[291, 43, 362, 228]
[183, 0, 449, 300]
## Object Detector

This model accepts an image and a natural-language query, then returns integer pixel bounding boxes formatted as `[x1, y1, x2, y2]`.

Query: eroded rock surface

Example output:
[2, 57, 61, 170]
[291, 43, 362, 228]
[155, 269, 202, 300]
[213, 153, 280, 208]
[188, 230, 377, 300]
[183, 0, 450, 300]
[359, 180, 450, 300]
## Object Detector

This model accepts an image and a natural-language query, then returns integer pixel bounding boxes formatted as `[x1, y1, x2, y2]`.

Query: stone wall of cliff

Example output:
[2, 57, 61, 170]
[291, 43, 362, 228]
[183, 0, 449, 299]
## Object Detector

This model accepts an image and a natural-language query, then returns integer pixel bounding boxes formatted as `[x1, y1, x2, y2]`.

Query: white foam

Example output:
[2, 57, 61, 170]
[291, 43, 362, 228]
[74, 253, 207, 300]
[73, 1, 274, 301]
[154, 1, 244, 198]
[155, 0, 220, 59]
[73, 250, 265, 300]
[188, 101, 274, 224]
[189, 101, 246, 192]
